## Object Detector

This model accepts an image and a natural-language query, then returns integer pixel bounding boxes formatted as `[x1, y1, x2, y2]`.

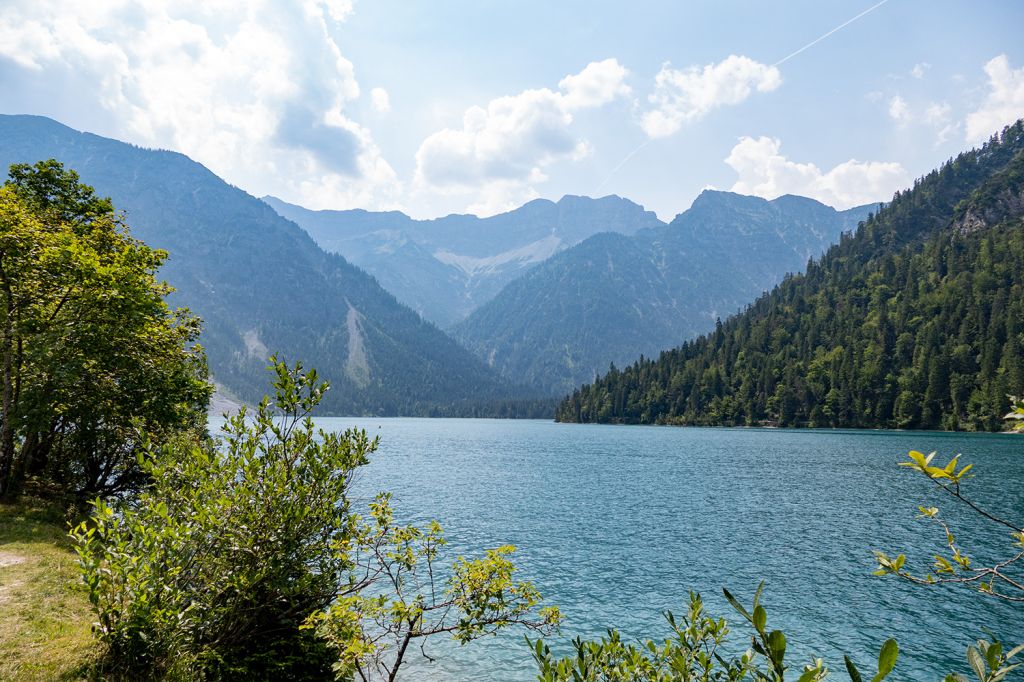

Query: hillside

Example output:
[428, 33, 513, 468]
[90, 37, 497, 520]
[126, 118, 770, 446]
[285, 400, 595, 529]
[556, 121, 1024, 430]
[0, 115, 522, 416]
[454, 191, 871, 395]
[264, 194, 664, 328]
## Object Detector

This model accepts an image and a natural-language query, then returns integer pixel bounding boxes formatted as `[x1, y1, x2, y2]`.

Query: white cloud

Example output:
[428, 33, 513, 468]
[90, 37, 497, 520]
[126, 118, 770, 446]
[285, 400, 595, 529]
[888, 95, 910, 123]
[559, 58, 631, 109]
[370, 87, 391, 114]
[965, 55, 1024, 144]
[910, 62, 930, 79]
[641, 55, 781, 138]
[0, 0, 401, 211]
[725, 136, 909, 209]
[413, 58, 628, 216]
[881, 92, 957, 145]
[923, 102, 958, 144]
[925, 102, 951, 124]
[315, 0, 355, 22]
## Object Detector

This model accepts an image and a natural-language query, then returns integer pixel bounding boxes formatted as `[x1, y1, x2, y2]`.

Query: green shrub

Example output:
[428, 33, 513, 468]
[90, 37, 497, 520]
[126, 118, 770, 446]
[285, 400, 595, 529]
[72, 359, 374, 678]
[530, 584, 896, 682]
[72, 358, 558, 680]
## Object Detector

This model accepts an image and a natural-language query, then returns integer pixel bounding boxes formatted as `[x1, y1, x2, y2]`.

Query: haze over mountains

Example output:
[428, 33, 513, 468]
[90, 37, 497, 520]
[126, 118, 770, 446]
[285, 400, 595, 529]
[454, 191, 873, 394]
[0, 114, 889, 412]
[270, 182, 874, 396]
[0, 114, 524, 415]
[264, 194, 663, 328]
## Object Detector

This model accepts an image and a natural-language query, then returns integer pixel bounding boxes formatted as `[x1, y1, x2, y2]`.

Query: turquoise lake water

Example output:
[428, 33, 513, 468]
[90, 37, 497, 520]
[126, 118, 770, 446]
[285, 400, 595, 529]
[239, 417, 1024, 680]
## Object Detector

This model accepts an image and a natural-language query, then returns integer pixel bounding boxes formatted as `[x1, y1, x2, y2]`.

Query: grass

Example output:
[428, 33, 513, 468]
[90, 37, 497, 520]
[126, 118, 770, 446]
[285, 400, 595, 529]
[0, 497, 95, 680]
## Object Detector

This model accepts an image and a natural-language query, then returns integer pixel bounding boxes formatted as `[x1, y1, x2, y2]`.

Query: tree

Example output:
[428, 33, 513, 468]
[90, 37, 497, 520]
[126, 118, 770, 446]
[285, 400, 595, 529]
[0, 160, 209, 499]
[74, 358, 558, 680]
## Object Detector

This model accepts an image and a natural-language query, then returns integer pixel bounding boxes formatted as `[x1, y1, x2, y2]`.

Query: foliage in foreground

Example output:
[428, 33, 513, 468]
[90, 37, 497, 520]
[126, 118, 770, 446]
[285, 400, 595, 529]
[874, 449, 1024, 603]
[73, 359, 557, 680]
[0, 160, 210, 500]
[870, 445, 1024, 681]
[530, 585, 895, 682]
[310, 492, 560, 681]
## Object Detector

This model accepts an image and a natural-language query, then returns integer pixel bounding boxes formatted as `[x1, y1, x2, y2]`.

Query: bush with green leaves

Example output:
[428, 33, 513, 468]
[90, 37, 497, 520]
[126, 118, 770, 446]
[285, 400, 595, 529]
[73, 359, 367, 678]
[309, 490, 561, 681]
[530, 584, 897, 682]
[73, 358, 558, 680]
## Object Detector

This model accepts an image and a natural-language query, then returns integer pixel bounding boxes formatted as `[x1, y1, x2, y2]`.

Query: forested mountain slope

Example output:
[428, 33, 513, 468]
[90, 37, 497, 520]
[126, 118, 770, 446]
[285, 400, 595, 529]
[454, 191, 871, 395]
[0, 115, 521, 415]
[264, 194, 663, 328]
[556, 121, 1024, 430]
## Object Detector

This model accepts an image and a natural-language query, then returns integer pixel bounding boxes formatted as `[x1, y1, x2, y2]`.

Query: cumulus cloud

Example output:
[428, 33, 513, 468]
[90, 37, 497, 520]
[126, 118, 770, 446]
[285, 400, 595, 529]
[888, 95, 910, 123]
[0, 0, 400, 210]
[413, 58, 628, 215]
[559, 58, 631, 109]
[965, 55, 1024, 144]
[910, 62, 930, 79]
[641, 55, 781, 138]
[370, 87, 391, 114]
[725, 136, 909, 209]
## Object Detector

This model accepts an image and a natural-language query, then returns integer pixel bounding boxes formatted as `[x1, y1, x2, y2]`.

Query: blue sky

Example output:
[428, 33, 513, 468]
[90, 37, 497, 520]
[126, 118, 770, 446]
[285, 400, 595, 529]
[1, 1, 1023, 219]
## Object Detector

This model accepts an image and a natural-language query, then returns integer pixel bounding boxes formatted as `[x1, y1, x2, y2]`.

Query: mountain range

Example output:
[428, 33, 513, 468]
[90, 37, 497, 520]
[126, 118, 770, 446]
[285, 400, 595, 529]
[453, 191, 873, 394]
[263, 194, 663, 328]
[557, 120, 1024, 430]
[0, 114, 895, 415]
[0, 114, 526, 415]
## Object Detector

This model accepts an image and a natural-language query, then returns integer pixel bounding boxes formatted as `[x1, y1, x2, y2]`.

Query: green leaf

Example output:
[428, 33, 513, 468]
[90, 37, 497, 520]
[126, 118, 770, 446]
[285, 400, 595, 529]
[872, 639, 898, 681]
[722, 587, 751, 622]
[767, 629, 787, 664]
[968, 645, 986, 681]
[845, 655, 864, 682]
[986, 641, 1003, 670]
[753, 605, 767, 632]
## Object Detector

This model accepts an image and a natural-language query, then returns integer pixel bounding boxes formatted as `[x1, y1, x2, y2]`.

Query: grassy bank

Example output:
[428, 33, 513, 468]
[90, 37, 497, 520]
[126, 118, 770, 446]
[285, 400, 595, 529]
[0, 498, 94, 680]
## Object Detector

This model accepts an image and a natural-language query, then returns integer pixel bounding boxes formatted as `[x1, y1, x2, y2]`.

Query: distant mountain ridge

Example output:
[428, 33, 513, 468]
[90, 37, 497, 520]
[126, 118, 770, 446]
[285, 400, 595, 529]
[452, 190, 874, 395]
[263, 194, 664, 327]
[556, 121, 1024, 430]
[0, 114, 526, 415]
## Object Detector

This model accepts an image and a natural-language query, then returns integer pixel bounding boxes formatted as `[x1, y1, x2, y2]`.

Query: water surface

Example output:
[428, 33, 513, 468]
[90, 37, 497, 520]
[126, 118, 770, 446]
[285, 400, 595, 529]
[275, 418, 1024, 680]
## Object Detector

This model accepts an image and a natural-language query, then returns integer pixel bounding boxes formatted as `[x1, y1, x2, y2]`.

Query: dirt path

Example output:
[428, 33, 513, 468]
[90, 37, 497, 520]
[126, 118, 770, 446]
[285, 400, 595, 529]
[0, 550, 25, 568]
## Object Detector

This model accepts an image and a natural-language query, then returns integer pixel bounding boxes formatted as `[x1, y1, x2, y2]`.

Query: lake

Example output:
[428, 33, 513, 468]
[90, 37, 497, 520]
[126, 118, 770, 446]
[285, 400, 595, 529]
[263, 418, 1024, 680]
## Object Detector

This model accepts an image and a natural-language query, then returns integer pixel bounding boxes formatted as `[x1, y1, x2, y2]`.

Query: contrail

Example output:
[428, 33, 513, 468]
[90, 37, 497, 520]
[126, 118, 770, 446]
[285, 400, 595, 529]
[593, 0, 892, 195]
[772, 0, 891, 67]
[594, 139, 652, 195]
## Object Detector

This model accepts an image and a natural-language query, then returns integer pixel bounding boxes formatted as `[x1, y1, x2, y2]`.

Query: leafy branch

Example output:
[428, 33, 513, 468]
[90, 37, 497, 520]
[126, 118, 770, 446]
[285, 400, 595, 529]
[873, 450, 1024, 602]
[309, 493, 561, 681]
